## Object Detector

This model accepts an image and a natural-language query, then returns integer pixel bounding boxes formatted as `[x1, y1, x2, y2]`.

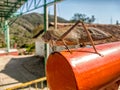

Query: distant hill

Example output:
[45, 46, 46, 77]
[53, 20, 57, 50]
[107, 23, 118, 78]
[7, 13, 68, 47]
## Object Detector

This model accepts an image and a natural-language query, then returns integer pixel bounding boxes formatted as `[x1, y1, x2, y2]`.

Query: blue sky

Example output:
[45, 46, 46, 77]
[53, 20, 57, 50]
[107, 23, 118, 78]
[20, 0, 120, 24]
[47, 0, 120, 24]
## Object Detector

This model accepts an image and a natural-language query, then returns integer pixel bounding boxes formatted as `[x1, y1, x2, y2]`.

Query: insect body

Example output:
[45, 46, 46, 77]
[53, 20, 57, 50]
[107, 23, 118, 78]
[42, 21, 111, 54]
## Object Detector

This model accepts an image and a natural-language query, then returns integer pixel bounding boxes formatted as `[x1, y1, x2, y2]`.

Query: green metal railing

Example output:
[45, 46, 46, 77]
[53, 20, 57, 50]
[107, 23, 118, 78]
[12, 0, 63, 17]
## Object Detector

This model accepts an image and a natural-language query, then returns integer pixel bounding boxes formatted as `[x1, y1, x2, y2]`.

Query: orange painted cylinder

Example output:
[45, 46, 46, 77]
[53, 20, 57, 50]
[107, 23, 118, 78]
[46, 42, 120, 90]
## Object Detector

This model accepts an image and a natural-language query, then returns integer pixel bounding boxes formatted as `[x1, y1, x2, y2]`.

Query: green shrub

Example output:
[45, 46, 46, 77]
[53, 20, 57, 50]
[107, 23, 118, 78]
[26, 43, 35, 53]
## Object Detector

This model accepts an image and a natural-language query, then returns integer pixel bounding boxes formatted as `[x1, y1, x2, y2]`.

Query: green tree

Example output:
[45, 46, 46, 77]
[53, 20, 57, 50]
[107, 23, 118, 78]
[71, 13, 95, 23]
[116, 20, 119, 25]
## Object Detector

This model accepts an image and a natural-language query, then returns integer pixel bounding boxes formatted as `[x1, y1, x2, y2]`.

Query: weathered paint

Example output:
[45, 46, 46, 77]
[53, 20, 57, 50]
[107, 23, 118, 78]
[46, 42, 120, 90]
[0, 49, 18, 56]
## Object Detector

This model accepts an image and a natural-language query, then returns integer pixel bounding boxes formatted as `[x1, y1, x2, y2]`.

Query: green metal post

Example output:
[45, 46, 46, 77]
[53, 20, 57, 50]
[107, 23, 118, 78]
[44, 0, 49, 74]
[4, 20, 10, 52]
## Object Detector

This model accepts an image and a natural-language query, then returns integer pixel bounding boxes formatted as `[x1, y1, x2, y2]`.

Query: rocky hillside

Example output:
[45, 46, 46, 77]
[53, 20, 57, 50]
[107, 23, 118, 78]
[87, 24, 120, 44]
[0, 13, 68, 48]
[93, 24, 120, 41]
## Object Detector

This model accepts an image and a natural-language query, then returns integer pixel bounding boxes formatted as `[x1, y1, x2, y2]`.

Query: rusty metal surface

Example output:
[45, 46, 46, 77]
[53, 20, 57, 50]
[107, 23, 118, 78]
[46, 41, 120, 90]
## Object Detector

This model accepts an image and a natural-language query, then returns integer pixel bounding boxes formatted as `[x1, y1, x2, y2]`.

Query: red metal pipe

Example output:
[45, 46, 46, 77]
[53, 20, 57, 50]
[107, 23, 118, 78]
[46, 42, 120, 90]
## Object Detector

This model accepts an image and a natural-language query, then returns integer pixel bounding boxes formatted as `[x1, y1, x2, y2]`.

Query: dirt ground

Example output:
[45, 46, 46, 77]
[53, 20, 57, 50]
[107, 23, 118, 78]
[0, 55, 46, 90]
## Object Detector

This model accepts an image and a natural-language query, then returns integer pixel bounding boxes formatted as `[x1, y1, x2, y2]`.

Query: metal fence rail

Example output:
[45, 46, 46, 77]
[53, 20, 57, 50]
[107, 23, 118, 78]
[5, 77, 47, 90]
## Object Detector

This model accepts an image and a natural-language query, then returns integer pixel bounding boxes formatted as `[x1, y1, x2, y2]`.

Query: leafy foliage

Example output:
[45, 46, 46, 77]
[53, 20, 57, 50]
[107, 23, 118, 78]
[25, 43, 35, 53]
[0, 29, 5, 48]
[71, 13, 95, 23]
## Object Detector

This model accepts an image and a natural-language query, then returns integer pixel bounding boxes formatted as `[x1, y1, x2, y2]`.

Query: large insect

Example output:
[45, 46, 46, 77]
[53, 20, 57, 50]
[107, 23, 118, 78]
[41, 21, 112, 55]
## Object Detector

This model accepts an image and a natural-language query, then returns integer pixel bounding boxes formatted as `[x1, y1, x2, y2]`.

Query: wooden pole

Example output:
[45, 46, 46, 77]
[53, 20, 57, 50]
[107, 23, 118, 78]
[54, 1, 57, 30]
